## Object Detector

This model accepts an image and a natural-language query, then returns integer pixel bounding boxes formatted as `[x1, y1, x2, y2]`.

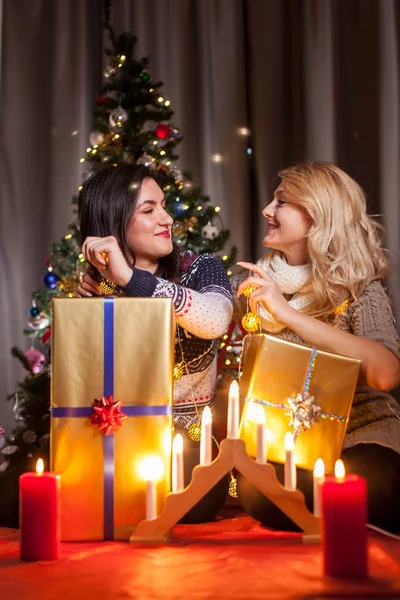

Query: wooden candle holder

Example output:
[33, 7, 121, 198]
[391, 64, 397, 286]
[130, 438, 321, 544]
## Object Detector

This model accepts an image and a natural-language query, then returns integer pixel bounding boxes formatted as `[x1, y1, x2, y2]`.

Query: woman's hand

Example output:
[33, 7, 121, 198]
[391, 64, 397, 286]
[76, 272, 101, 297]
[81, 236, 133, 288]
[237, 261, 296, 326]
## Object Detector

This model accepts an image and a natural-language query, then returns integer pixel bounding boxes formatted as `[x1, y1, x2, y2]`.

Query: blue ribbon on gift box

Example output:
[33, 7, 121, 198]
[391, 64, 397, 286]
[51, 297, 171, 540]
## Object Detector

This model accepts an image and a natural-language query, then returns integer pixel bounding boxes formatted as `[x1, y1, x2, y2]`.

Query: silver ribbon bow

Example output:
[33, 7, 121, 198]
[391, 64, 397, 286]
[285, 392, 321, 441]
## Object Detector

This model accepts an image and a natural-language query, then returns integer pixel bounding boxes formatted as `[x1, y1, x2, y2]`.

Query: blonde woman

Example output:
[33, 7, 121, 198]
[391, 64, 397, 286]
[232, 161, 400, 533]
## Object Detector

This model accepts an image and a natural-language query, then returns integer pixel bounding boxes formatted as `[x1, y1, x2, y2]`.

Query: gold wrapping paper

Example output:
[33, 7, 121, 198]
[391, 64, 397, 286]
[239, 334, 360, 473]
[51, 297, 175, 541]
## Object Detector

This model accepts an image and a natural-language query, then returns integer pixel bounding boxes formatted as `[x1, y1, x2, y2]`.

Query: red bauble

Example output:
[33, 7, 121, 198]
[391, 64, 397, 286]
[155, 124, 170, 139]
[95, 96, 107, 105]
[41, 327, 51, 344]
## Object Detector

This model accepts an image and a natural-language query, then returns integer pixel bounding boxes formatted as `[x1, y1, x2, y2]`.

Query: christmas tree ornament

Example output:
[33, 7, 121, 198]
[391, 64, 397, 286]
[42, 270, 58, 289]
[169, 126, 180, 139]
[56, 274, 80, 296]
[173, 361, 185, 381]
[109, 107, 128, 128]
[139, 70, 150, 82]
[172, 168, 183, 181]
[202, 222, 219, 240]
[241, 312, 261, 333]
[187, 422, 201, 442]
[12, 393, 24, 422]
[187, 216, 198, 232]
[28, 313, 50, 331]
[241, 282, 261, 333]
[24, 348, 46, 374]
[1, 445, 18, 455]
[89, 131, 105, 146]
[0, 426, 5, 450]
[155, 124, 170, 139]
[172, 223, 184, 238]
[228, 472, 238, 498]
[22, 430, 37, 444]
[137, 154, 153, 167]
[243, 285, 258, 298]
[103, 64, 117, 78]
[173, 202, 185, 216]
[98, 279, 118, 296]
[29, 303, 40, 318]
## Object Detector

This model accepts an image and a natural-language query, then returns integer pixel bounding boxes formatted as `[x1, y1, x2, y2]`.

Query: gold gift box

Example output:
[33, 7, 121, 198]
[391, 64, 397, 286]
[51, 297, 175, 541]
[239, 334, 360, 473]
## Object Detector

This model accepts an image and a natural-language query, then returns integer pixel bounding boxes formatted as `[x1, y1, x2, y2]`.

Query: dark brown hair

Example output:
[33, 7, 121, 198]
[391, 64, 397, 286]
[78, 164, 183, 281]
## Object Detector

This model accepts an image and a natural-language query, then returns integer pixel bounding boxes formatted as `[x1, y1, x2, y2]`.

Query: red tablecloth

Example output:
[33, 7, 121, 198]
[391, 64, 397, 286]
[1, 514, 399, 599]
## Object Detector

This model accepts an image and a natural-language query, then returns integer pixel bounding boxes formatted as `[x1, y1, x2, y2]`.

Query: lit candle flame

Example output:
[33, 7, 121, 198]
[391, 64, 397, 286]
[138, 456, 164, 482]
[245, 400, 257, 422]
[314, 458, 325, 479]
[201, 405, 212, 425]
[172, 433, 183, 453]
[36, 459, 44, 475]
[229, 380, 239, 398]
[254, 404, 266, 425]
[334, 459, 345, 481]
[284, 431, 295, 451]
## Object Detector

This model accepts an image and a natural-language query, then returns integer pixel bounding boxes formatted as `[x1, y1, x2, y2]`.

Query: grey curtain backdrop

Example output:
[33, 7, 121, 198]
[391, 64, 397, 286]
[1, 0, 399, 432]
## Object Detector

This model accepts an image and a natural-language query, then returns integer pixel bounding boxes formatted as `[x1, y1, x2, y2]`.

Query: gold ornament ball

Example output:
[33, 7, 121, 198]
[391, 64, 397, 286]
[187, 422, 201, 442]
[228, 476, 238, 498]
[98, 279, 117, 296]
[243, 285, 258, 298]
[242, 312, 261, 333]
[173, 362, 185, 381]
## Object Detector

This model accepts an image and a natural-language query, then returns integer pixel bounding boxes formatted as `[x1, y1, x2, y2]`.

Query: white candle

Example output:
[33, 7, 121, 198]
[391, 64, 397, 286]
[172, 434, 184, 492]
[146, 480, 157, 521]
[200, 406, 212, 465]
[254, 404, 266, 464]
[284, 432, 296, 490]
[227, 380, 239, 438]
[313, 457, 325, 518]
[138, 456, 164, 520]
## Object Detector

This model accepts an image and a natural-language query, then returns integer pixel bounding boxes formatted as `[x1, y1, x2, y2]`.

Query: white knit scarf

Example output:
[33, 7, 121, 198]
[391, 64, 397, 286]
[255, 252, 313, 333]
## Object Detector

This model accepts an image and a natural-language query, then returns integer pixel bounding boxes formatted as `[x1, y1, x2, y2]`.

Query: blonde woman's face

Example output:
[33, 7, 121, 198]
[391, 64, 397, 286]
[262, 186, 311, 265]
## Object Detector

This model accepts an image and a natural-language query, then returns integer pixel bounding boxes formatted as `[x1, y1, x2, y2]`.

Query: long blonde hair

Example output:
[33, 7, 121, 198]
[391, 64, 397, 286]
[278, 161, 391, 318]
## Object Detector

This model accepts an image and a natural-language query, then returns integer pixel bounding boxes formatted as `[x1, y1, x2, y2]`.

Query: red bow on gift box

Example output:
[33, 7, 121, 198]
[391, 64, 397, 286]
[90, 395, 127, 435]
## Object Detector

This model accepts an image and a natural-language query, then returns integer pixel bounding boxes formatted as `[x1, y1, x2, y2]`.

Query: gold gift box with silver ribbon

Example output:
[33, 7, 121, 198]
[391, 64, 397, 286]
[239, 334, 360, 473]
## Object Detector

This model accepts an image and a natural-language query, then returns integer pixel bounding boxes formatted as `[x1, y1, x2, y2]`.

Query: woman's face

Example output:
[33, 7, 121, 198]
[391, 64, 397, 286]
[126, 178, 174, 271]
[262, 185, 312, 265]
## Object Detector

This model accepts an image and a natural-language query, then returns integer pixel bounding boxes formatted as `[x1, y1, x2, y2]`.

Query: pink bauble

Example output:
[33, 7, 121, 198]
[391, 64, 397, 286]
[24, 349, 45, 374]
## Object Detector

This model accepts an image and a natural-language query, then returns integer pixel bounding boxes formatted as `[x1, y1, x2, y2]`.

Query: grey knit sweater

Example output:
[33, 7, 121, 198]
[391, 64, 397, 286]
[231, 275, 400, 455]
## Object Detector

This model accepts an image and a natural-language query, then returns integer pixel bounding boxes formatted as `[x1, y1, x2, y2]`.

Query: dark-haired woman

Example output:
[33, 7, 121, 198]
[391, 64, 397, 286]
[77, 164, 233, 522]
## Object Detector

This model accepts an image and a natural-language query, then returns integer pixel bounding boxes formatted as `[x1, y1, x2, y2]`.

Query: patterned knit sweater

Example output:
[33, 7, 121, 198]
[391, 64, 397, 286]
[123, 251, 233, 428]
[231, 274, 400, 455]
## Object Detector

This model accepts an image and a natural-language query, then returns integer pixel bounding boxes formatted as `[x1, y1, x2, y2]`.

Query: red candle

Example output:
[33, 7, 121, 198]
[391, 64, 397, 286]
[322, 459, 368, 578]
[19, 459, 60, 561]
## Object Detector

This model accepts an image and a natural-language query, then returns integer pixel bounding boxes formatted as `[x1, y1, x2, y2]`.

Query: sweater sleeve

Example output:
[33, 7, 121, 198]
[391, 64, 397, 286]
[122, 254, 233, 339]
[350, 280, 400, 360]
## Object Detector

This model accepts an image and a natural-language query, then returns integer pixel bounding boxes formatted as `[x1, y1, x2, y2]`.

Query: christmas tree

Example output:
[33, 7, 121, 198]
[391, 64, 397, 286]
[1, 4, 236, 474]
